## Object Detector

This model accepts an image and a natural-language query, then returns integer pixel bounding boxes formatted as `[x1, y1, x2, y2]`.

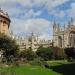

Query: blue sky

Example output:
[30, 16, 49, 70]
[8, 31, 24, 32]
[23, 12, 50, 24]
[0, 0, 75, 39]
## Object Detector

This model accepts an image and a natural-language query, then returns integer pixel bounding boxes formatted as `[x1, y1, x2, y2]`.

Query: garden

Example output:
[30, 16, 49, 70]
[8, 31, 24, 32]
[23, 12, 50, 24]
[0, 34, 75, 75]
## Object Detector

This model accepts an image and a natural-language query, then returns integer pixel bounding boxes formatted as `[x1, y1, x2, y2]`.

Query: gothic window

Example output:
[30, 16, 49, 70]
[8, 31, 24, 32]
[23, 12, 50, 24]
[69, 33, 72, 46]
[3, 21, 7, 27]
[70, 32, 75, 47]
[58, 36, 62, 48]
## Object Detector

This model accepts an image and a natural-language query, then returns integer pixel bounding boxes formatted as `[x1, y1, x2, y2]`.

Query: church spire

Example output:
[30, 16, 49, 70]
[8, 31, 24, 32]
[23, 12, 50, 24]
[68, 17, 73, 26]
[53, 20, 57, 29]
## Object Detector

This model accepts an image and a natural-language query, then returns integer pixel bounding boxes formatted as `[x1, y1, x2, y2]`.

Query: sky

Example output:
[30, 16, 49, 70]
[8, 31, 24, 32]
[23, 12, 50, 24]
[0, 0, 75, 40]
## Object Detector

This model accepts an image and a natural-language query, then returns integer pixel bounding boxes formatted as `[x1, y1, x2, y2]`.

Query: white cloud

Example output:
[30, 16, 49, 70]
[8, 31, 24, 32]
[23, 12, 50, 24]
[19, 0, 33, 7]
[39, 33, 53, 40]
[0, 0, 70, 40]
[10, 18, 52, 39]
[66, 3, 75, 17]
[25, 18, 51, 32]
[25, 9, 42, 18]
[50, 10, 66, 18]
[45, 0, 69, 11]
[29, 0, 69, 10]
[0, 0, 69, 11]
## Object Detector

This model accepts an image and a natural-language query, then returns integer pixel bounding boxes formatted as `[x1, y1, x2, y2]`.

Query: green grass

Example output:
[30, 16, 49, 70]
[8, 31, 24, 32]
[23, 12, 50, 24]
[47, 60, 70, 66]
[0, 60, 74, 75]
[48, 60, 75, 75]
[0, 65, 61, 75]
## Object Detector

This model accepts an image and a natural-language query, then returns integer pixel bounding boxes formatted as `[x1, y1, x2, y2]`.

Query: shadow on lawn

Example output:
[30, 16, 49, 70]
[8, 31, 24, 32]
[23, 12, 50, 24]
[49, 63, 75, 75]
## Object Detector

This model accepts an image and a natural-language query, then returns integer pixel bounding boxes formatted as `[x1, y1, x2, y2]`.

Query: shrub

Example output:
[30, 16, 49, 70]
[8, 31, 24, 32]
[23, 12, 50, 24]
[0, 34, 19, 63]
[64, 47, 75, 61]
[36, 46, 53, 61]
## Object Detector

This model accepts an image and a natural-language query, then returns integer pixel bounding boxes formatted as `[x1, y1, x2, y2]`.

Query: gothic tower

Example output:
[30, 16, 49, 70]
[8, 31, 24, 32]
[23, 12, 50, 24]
[53, 22, 63, 48]
[53, 18, 75, 48]
[53, 21, 62, 47]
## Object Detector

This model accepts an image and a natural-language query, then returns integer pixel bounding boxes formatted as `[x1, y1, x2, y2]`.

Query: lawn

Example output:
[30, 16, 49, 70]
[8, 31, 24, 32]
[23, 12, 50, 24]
[48, 60, 75, 75]
[0, 60, 74, 75]
[0, 65, 61, 75]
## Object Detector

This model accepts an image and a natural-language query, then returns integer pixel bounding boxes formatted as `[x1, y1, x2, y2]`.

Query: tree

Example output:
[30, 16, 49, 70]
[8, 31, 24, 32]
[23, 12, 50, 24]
[0, 34, 19, 63]
[19, 48, 36, 61]
[51, 47, 64, 60]
[64, 47, 75, 61]
[36, 46, 53, 61]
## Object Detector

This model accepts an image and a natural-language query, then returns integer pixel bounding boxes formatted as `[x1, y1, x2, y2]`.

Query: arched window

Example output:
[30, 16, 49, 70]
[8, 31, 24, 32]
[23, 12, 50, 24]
[70, 31, 75, 47]
[58, 36, 62, 48]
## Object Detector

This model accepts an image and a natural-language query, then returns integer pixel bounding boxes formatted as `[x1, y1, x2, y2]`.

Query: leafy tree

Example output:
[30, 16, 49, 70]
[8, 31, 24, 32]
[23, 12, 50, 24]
[19, 49, 36, 61]
[64, 47, 75, 61]
[51, 47, 64, 60]
[0, 34, 19, 63]
[36, 46, 53, 61]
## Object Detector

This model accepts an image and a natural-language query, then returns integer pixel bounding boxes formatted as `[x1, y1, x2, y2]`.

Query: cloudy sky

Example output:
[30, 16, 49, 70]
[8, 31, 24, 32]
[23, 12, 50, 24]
[0, 0, 75, 39]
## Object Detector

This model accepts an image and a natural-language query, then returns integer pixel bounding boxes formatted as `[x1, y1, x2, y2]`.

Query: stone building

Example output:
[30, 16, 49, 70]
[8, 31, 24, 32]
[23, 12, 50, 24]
[53, 19, 75, 48]
[11, 33, 52, 51]
[0, 8, 10, 35]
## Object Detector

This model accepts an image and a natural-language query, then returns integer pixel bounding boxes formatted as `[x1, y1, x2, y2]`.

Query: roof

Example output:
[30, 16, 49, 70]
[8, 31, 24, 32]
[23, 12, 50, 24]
[0, 8, 11, 23]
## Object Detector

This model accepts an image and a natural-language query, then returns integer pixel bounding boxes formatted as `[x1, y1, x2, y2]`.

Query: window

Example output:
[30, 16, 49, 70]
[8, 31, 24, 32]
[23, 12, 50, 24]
[2, 30, 6, 34]
[0, 20, 2, 25]
[0, 20, 2, 23]
[3, 24, 6, 26]
[3, 21, 7, 27]
[58, 36, 62, 48]
[3, 21, 7, 24]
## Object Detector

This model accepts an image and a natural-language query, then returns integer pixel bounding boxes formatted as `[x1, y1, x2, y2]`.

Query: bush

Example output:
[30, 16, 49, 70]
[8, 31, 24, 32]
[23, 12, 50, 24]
[29, 57, 49, 68]
[50, 47, 65, 60]
[64, 47, 75, 61]
[19, 49, 36, 61]
[29, 57, 43, 66]
[0, 34, 19, 63]
[36, 46, 53, 61]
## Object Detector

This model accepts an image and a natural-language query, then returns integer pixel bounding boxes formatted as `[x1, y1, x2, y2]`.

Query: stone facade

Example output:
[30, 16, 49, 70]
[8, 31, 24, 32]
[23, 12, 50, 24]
[0, 9, 10, 35]
[11, 33, 52, 51]
[53, 19, 75, 48]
